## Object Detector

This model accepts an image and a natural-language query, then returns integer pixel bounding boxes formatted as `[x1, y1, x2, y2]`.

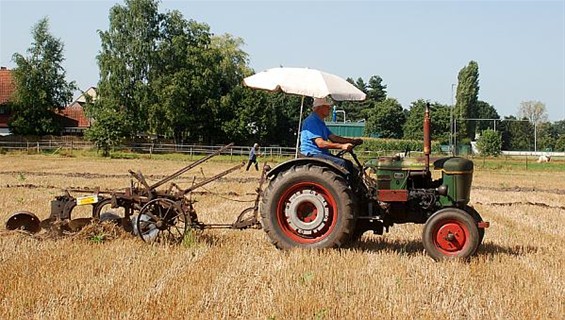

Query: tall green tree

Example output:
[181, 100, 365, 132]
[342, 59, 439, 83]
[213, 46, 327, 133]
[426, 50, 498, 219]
[10, 17, 76, 135]
[455, 61, 480, 140]
[89, 0, 250, 147]
[363, 98, 405, 138]
[198, 33, 250, 143]
[92, 0, 162, 141]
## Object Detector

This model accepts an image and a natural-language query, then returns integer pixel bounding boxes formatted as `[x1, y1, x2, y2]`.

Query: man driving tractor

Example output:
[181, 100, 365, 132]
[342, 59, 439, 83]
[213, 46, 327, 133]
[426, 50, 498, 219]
[299, 97, 363, 172]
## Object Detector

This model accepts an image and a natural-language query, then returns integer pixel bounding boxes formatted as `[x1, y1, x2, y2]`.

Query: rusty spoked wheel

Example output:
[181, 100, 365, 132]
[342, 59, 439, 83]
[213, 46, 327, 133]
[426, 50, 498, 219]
[260, 164, 356, 249]
[136, 198, 189, 244]
[422, 208, 480, 261]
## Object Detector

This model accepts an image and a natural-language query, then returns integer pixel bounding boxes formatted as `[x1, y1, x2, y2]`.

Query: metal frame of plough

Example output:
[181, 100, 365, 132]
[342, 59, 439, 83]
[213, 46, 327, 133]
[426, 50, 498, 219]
[5, 143, 267, 243]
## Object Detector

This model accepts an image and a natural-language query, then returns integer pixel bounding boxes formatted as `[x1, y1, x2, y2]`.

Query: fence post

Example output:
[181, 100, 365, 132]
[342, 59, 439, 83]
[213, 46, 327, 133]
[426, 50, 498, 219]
[37, 142, 40, 153]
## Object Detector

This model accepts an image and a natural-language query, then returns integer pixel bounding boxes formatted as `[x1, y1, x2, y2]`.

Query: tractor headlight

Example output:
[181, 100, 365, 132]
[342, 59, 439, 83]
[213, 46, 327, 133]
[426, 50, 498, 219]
[437, 185, 448, 196]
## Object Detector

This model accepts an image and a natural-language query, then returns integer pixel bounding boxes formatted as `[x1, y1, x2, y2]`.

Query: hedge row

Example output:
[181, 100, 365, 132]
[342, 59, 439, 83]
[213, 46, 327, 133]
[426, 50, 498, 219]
[357, 137, 442, 154]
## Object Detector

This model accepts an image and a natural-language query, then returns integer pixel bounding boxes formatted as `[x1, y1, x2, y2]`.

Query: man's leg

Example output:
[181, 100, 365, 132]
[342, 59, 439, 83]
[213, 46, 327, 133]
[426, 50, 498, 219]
[246, 160, 252, 171]
[311, 154, 359, 177]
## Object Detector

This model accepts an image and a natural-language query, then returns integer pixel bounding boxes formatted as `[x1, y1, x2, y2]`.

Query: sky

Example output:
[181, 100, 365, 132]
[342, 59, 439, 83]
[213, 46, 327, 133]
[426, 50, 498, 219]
[1, 0, 564, 121]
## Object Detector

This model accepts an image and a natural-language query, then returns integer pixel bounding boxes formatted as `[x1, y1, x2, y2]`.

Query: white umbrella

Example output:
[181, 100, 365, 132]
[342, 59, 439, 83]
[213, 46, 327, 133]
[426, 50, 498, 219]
[243, 67, 366, 157]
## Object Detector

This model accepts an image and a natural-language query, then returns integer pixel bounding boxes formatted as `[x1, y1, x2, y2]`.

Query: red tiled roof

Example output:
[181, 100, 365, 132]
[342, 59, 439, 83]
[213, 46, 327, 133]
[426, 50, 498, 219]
[59, 102, 91, 128]
[0, 68, 15, 105]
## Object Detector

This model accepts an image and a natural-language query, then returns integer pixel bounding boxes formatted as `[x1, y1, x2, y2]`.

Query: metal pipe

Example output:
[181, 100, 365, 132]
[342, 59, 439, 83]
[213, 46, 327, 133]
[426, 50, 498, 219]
[423, 103, 431, 173]
[295, 96, 305, 158]
[149, 143, 234, 190]
[182, 162, 245, 195]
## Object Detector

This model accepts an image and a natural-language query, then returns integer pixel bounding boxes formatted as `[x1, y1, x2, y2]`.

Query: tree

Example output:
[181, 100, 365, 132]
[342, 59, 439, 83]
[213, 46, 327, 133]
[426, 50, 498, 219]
[91, 0, 162, 144]
[338, 75, 386, 122]
[499, 116, 533, 151]
[555, 135, 565, 152]
[518, 100, 548, 124]
[221, 88, 302, 146]
[403, 100, 450, 143]
[475, 100, 500, 132]
[476, 129, 501, 156]
[366, 75, 387, 103]
[363, 98, 405, 138]
[517, 100, 548, 152]
[455, 61, 480, 140]
[84, 108, 129, 156]
[551, 120, 565, 136]
[536, 122, 557, 151]
[9, 17, 76, 135]
[89, 0, 251, 148]
[336, 77, 367, 121]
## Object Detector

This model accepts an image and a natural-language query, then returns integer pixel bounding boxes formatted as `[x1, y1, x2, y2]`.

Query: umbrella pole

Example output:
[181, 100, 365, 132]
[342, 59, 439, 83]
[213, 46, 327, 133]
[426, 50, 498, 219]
[295, 95, 305, 158]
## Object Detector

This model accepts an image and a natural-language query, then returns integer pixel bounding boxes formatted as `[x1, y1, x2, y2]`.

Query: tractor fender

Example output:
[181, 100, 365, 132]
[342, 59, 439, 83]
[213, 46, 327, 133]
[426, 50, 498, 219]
[267, 157, 349, 179]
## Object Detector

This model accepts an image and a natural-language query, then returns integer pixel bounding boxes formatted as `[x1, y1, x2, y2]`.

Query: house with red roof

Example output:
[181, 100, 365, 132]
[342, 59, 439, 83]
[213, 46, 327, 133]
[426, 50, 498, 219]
[0, 67, 15, 136]
[0, 66, 93, 136]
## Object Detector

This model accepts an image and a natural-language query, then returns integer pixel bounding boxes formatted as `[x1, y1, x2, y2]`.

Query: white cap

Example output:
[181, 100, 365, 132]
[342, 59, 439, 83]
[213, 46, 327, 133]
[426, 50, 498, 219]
[313, 97, 331, 108]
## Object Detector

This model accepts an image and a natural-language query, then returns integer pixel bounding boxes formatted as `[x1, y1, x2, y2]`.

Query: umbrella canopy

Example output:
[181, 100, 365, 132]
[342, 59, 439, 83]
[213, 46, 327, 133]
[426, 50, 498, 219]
[243, 67, 366, 101]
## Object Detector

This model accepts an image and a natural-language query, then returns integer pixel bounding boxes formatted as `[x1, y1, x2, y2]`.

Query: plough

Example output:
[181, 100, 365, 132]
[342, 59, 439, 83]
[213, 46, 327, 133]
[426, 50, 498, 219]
[6, 143, 267, 243]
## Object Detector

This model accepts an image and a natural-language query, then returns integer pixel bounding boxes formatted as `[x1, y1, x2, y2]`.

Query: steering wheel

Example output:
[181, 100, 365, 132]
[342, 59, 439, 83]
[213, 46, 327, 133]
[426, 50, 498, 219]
[336, 139, 363, 158]
[336, 149, 350, 158]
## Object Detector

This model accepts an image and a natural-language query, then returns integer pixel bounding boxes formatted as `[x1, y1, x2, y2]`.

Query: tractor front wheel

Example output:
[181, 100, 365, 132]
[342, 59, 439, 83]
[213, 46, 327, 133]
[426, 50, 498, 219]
[464, 205, 485, 245]
[422, 208, 480, 261]
[260, 164, 356, 249]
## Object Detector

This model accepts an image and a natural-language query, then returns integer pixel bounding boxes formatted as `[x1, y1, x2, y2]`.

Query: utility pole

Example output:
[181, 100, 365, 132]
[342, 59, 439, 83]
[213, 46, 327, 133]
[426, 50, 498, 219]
[534, 121, 537, 152]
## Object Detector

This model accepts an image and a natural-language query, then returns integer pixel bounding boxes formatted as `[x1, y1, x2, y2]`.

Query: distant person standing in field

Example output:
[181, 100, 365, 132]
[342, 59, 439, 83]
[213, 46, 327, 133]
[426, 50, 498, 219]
[246, 143, 260, 171]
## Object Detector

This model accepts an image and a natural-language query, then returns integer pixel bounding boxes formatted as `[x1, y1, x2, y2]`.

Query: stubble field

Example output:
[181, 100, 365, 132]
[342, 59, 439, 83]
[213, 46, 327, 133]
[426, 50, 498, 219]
[0, 153, 564, 319]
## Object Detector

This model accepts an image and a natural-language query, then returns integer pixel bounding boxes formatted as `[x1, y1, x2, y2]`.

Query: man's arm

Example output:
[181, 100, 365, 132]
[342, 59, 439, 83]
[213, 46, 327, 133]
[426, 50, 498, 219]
[313, 137, 354, 151]
[328, 134, 363, 146]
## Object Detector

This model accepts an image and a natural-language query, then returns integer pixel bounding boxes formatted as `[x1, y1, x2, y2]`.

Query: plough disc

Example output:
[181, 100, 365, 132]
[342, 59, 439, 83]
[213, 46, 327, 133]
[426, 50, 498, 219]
[6, 211, 41, 233]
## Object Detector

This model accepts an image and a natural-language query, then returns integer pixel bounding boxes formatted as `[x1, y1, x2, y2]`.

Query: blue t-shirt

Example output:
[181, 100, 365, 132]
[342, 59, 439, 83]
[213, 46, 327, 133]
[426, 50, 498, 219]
[300, 113, 332, 156]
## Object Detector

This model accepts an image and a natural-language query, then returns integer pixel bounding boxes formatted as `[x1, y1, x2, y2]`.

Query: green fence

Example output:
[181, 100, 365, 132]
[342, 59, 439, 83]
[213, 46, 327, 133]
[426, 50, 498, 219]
[325, 122, 365, 137]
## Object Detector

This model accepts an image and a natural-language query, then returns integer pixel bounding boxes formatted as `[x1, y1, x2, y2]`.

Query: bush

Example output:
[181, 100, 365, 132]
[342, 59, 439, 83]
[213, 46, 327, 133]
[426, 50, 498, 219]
[476, 129, 502, 157]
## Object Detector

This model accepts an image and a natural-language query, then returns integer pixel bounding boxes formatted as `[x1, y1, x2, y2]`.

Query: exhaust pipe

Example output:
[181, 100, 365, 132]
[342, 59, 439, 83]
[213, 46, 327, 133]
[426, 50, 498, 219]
[424, 103, 431, 173]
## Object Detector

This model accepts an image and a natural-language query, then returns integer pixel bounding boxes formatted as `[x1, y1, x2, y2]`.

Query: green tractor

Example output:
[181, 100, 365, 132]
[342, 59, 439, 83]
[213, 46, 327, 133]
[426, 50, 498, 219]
[260, 104, 489, 260]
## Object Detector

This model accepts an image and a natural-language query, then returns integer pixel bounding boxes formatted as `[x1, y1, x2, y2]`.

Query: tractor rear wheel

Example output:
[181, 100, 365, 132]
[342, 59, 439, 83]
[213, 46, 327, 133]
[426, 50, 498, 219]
[260, 164, 356, 249]
[422, 208, 480, 261]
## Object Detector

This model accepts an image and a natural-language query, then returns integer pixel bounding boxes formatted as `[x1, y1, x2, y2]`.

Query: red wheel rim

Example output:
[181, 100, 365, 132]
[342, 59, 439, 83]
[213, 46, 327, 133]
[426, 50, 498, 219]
[276, 181, 338, 244]
[432, 219, 470, 255]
